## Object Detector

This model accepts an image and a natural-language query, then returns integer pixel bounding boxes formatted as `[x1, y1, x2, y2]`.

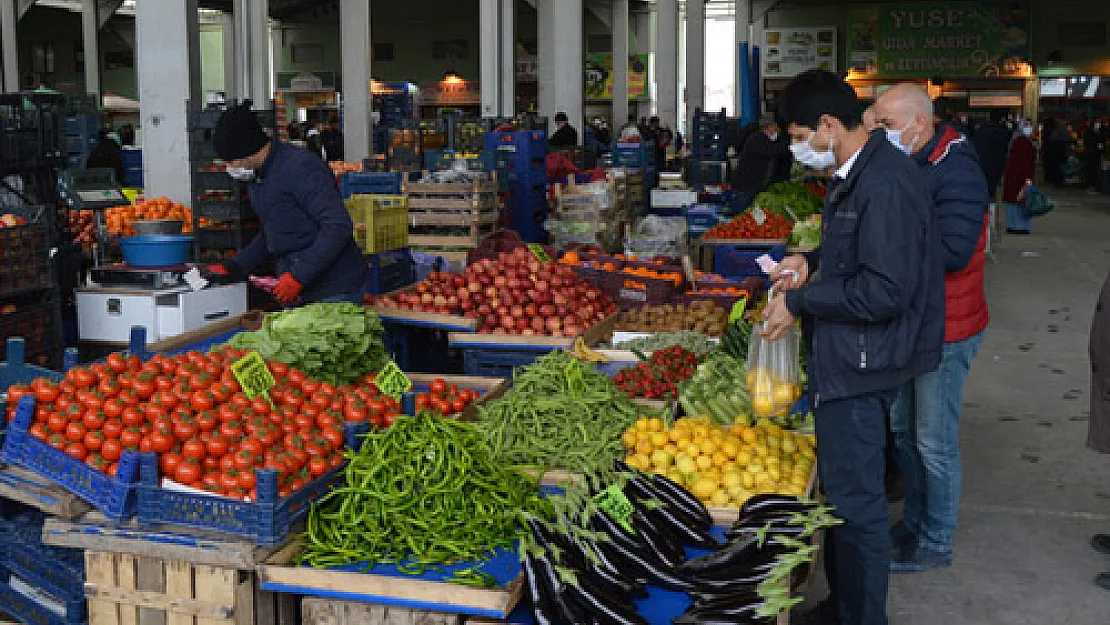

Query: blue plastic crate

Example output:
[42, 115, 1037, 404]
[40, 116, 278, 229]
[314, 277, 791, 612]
[710, 243, 786, 279]
[462, 348, 552, 378]
[0, 525, 84, 607]
[384, 323, 463, 374]
[1, 338, 64, 390]
[484, 130, 546, 156]
[1, 397, 140, 521]
[0, 572, 84, 625]
[424, 150, 499, 173]
[340, 171, 404, 198]
[367, 248, 415, 295]
[135, 423, 367, 546]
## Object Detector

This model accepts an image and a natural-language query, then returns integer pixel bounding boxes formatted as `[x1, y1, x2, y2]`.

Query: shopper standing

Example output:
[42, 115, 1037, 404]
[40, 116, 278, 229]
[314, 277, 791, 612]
[765, 70, 944, 625]
[1044, 118, 1071, 186]
[871, 83, 990, 573]
[548, 112, 578, 148]
[1002, 122, 1036, 234]
[730, 114, 789, 214]
[1084, 119, 1105, 192]
[203, 102, 367, 305]
[971, 110, 1012, 199]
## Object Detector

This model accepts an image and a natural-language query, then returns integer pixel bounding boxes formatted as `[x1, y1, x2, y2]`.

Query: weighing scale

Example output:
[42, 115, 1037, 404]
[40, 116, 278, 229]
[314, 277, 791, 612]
[58, 168, 129, 266]
[89, 263, 191, 290]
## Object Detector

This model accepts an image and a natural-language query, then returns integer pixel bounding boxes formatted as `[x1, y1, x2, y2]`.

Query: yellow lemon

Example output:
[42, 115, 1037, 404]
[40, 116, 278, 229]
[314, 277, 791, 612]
[741, 472, 756, 490]
[648, 417, 666, 432]
[748, 459, 765, 475]
[721, 471, 743, 489]
[664, 443, 679, 457]
[696, 455, 714, 471]
[720, 438, 740, 459]
[666, 471, 686, 486]
[710, 490, 731, 508]
[690, 477, 718, 500]
[635, 417, 652, 431]
[753, 444, 770, 458]
[699, 438, 718, 456]
[651, 449, 673, 470]
[712, 452, 730, 468]
[740, 428, 759, 445]
[734, 450, 754, 468]
[650, 432, 669, 448]
[635, 440, 654, 456]
[684, 442, 701, 458]
[781, 436, 797, 455]
[675, 454, 698, 475]
[621, 430, 639, 449]
[752, 394, 775, 417]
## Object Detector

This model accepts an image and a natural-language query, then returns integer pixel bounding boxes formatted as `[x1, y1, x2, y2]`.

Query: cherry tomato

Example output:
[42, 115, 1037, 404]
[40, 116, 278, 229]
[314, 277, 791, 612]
[237, 470, 257, 490]
[149, 430, 174, 453]
[308, 458, 329, 477]
[34, 383, 59, 404]
[181, 439, 207, 461]
[429, 378, 448, 395]
[174, 460, 201, 485]
[84, 430, 105, 452]
[64, 422, 87, 442]
[101, 438, 123, 462]
[159, 452, 183, 476]
[63, 441, 87, 461]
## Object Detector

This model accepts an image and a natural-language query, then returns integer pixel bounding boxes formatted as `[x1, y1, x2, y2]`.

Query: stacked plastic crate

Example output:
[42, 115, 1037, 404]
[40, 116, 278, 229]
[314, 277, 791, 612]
[484, 130, 547, 242]
[689, 108, 728, 188]
[611, 141, 657, 212]
[62, 114, 98, 171]
[187, 102, 274, 263]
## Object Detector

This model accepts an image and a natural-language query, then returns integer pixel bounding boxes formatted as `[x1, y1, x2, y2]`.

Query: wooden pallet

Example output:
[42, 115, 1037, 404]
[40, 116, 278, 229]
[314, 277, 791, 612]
[303, 597, 461, 625]
[0, 465, 91, 520]
[408, 223, 496, 249]
[404, 178, 499, 211]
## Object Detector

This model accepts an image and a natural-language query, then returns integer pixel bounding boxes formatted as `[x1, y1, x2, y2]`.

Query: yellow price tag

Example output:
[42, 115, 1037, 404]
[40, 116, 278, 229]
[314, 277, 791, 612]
[231, 351, 276, 400]
[527, 244, 551, 262]
[375, 361, 412, 400]
[728, 297, 748, 324]
[594, 485, 635, 533]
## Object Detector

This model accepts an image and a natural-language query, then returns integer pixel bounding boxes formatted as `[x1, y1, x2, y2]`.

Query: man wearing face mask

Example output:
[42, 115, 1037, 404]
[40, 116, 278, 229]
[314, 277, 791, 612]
[731, 114, 790, 214]
[764, 70, 944, 625]
[202, 102, 367, 306]
[871, 83, 989, 574]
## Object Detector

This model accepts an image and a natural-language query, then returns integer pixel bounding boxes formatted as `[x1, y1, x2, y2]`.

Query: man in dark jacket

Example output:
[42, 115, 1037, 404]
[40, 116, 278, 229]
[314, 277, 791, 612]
[204, 103, 367, 305]
[872, 83, 989, 573]
[765, 70, 944, 625]
[732, 114, 789, 213]
[1084, 119, 1105, 191]
[970, 110, 1012, 198]
[548, 112, 578, 148]
[84, 130, 126, 184]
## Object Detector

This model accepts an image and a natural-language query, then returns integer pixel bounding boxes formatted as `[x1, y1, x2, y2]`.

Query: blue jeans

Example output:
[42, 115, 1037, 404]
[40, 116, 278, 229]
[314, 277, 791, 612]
[891, 331, 984, 554]
[816, 389, 895, 625]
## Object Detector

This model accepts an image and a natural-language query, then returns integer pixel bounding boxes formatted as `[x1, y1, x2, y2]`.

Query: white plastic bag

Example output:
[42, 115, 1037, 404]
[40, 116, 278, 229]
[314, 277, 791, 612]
[746, 321, 802, 418]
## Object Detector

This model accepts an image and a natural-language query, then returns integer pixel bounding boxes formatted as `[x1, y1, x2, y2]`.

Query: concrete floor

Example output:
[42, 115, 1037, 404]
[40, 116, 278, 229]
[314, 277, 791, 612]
[803, 189, 1110, 624]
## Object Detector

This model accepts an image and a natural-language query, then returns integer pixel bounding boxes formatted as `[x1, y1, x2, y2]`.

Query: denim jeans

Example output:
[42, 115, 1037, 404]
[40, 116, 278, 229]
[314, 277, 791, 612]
[817, 389, 895, 625]
[891, 331, 984, 554]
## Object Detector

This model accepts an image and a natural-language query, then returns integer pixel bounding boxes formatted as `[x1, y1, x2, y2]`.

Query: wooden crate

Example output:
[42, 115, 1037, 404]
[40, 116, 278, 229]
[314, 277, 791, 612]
[303, 597, 461, 625]
[0, 465, 91, 519]
[404, 178, 499, 211]
[83, 552, 296, 625]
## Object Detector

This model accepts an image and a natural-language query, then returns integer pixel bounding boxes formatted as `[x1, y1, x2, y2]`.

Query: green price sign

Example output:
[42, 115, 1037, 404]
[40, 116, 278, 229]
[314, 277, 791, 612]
[527, 244, 551, 262]
[231, 351, 276, 400]
[376, 360, 412, 400]
[594, 485, 635, 534]
[728, 297, 748, 324]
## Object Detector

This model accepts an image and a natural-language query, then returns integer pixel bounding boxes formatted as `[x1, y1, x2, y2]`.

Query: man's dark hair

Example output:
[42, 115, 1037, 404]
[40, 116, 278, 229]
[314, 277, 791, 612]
[778, 69, 863, 131]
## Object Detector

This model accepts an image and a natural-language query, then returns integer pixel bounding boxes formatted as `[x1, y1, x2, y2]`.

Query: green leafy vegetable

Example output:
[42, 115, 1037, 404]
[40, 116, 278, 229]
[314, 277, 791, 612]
[790, 217, 822, 248]
[226, 302, 386, 385]
[753, 182, 823, 220]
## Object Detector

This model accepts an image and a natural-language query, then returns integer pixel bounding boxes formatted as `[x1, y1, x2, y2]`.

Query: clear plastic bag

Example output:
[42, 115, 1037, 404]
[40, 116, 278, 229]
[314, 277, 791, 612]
[746, 321, 802, 418]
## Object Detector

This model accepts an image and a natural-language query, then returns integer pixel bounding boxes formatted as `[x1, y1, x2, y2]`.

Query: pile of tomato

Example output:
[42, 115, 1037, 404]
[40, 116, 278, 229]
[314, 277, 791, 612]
[1, 347, 417, 502]
[704, 211, 794, 240]
[613, 346, 701, 399]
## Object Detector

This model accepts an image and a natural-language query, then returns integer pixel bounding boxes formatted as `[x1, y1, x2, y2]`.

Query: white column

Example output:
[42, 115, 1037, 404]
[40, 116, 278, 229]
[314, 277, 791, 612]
[656, 0, 678, 129]
[537, 0, 582, 142]
[479, 0, 500, 117]
[136, 0, 201, 203]
[0, 0, 18, 92]
[500, 0, 515, 116]
[340, 0, 372, 162]
[631, 10, 651, 120]
[612, 0, 629, 127]
[734, 0, 750, 116]
[685, 0, 705, 131]
[233, 0, 250, 100]
[248, 0, 270, 105]
[221, 12, 237, 99]
[271, 22, 283, 77]
[81, 0, 100, 98]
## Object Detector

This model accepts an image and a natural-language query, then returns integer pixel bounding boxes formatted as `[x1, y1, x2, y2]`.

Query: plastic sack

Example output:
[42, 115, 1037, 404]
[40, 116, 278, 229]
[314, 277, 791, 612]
[1018, 182, 1055, 217]
[625, 215, 687, 258]
[746, 322, 802, 418]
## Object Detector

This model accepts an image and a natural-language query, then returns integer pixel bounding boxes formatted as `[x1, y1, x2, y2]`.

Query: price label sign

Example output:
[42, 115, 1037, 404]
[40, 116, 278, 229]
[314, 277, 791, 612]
[376, 360, 412, 400]
[750, 206, 767, 226]
[231, 352, 276, 400]
[527, 244, 551, 262]
[594, 485, 635, 534]
[728, 297, 749, 324]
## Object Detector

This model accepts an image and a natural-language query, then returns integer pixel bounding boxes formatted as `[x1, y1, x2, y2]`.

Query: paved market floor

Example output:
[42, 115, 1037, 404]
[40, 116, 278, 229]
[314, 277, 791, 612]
[801, 189, 1110, 624]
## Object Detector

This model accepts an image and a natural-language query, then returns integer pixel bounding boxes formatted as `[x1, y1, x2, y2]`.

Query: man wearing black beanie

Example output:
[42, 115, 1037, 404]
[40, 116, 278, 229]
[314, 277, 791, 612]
[204, 102, 366, 305]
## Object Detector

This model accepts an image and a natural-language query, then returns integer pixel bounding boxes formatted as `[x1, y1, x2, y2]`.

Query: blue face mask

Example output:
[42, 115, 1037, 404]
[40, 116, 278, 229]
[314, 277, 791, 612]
[885, 122, 916, 155]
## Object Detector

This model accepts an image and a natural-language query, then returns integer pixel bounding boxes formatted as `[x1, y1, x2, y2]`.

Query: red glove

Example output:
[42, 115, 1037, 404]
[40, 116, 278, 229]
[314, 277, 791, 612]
[273, 272, 303, 304]
[205, 264, 229, 276]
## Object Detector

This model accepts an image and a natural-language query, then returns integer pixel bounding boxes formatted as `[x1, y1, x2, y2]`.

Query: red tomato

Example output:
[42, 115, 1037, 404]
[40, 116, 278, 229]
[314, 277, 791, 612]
[429, 378, 448, 395]
[101, 438, 123, 462]
[160, 452, 183, 476]
[64, 441, 87, 461]
[233, 451, 257, 471]
[205, 435, 230, 457]
[181, 439, 207, 461]
[149, 430, 174, 453]
[237, 470, 257, 490]
[82, 410, 105, 431]
[191, 390, 215, 412]
[34, 383, 59, 404]
[30, 423, 48, 441]
[84, 431, 105, 452]
[64, 422, 86, 442]
[47, 412, 68, 433]
[174, 460, 201, 485]
[308, 458, 329, 477]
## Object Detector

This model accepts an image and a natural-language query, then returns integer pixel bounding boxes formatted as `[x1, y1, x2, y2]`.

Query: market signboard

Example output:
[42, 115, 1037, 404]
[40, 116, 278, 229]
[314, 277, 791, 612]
[763, 27, 837, 78]
[848, 2, 1030, 77]
[584, 54, 650, 101]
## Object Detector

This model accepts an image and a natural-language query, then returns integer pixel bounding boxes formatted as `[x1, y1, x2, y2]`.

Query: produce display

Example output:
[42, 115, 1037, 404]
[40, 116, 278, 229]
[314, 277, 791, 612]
[66, 210, 97, 247]
[751, 181, 823, 220]
[477, 352, 640, 473]
[790, 215, 822, 249]
[299, 411, 547, 574]
[328, 161, 364, 174]
[613, 347, 701, 400]
[228, 303, 387, 386]
[609, 331, 718, 357]
[613, 301, 728, 336]
[105, 197, 194, 236]
[622, 416, 815, 507]
[374, 248, 616, 336]
[703, 210, 793, 240]
[678, 351, 753, 425]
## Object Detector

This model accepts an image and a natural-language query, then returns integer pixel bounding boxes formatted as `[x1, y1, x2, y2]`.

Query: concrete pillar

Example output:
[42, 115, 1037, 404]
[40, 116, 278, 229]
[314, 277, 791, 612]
[249, 0, 270, 105]
[685, 0, 705, 131]
[479, 0, 499, 117]
[537, 0, 582, 143]
[500, 0, 515, 116]
[221, 12, 237, 99]
[656, 0, 678, 129]
[0, 0, 18, 92]
[136, 0, 201, 203]
[271, 22, 283, 77]
[631, 10, 651, 120]
[612, 0, 629, 128]
[340, 0, 371, 162]
[81, 0, 100, 98]
[734, 0, 750, 116]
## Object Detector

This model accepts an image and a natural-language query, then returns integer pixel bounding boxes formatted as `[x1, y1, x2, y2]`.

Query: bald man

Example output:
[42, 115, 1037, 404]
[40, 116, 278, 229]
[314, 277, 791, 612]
[871, 83, 989, 573]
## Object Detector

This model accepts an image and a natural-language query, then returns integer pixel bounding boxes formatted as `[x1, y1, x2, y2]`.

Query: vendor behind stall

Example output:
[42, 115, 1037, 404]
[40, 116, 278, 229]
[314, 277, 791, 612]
[202, 102, 367, 305]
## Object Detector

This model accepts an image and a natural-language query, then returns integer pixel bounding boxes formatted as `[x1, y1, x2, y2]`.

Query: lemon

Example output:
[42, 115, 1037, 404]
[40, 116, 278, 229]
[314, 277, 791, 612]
[696, 455, 714, 471]
[710, 451, 729, 468]
[675, 455, 698, 475]
[664, 443, 679, 456]
[684, 442, 701, 458]
[647, 417, 666, 432]
[651, 449, 673, 470]
[748, 459, 765, 475]
[720, 438, 740, 459]
[635, 417, 652, 431]
[649, 432, 668, 448]
[741, 471, 756, 490]
[666, 471, 686, 486]
[752, 394, 775, 416]
[721, 471, 743, 488]
[621, 430, 638, 449]
[753, 444, 770, 458]
[710, 490, 731, 507]
[690, 477, 718, 500]
[773, 385, 796, 407]
[734, 450, 754, 468]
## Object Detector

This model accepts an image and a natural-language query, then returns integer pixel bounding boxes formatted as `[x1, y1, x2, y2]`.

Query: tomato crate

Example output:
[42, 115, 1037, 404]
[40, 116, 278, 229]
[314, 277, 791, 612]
[0, 570, 85, 625]
[135, 423, 367, 546]
[1, 397, 140, 521]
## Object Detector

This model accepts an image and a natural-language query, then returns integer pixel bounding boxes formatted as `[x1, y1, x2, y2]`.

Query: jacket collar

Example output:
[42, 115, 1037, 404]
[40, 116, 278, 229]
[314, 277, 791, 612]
[826, 130, 887, 206]
[256, 140, 278, 181]
[913, 123, 964, 167]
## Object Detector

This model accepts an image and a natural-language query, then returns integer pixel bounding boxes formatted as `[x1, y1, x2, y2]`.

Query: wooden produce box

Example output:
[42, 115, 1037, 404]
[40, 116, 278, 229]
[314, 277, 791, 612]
[143, 311, 263, 353]
[446, 311, 618, 352]
[405, 177, 500, 260]
[366, 294, 480, 332]
[303, 597, 463, 625]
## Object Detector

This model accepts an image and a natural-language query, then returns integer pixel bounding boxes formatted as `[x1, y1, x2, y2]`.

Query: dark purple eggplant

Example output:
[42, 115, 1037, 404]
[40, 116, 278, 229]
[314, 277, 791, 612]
[678, 533, 765, 574]
[687, 588, 764, 611]
[682, 549, 790, 584]
[589, 509, 649, 553]
[630, 507, 686, 568]
[535, 551, 583, 624]
[562, 572, 648, 625]
[672, 607, 776, 625]
[623, 473, 713, 531]
[645, 504, 720, 550]
[588, 559, 649, 599]
[522, 554, 559, 625]
[581, 538, 650, 587]
[739, 494, 815, 518]
[725, 521, 810, 542]
[594, 533, 701, 593]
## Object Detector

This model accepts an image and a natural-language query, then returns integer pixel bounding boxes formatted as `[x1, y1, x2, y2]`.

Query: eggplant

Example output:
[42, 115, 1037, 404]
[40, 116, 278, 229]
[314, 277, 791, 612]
[588, 559, 649, 599]
[581, 538, 650, 587]
[645, 504, 720, 550]
[739, 494, 816, 518]
[683, 550, 790, 584]
[630, 507, 686, 568]
[672, 608, 775, 625]
[726, 513, 808, 536]
[687, 588, 764, 612]
[562, 574, 649, 625]
[521, 554, 559, 625]
[594, 533, 701, 593]
[624, 473, 713, 531]
[724, 521, 810, 542]
[534, 551, 583, 624]
[678, 533, 767, 574]
[589, 509, 648, 554]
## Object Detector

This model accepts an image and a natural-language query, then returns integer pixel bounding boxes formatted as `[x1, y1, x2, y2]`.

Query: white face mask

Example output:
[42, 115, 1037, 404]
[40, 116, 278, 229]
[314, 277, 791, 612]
[227, 167, 255, 181]
[790, 130, 837, 170]
[1020, 126, 1033, 137]
[884, 121, 916, 155]
[768, 132, 780, 142]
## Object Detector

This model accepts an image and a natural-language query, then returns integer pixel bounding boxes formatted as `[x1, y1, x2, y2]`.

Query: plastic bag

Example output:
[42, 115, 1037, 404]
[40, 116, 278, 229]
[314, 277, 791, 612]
[746, 322, 802, 418]
[625, 215, 687, 258]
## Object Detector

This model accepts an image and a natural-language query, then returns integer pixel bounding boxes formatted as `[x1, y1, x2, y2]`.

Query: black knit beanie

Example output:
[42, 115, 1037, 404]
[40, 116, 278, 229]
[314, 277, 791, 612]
[213, 101, 269, 161]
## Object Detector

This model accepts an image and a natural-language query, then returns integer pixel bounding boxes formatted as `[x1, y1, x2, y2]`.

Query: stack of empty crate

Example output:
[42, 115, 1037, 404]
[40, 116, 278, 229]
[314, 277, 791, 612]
[689, 108, 728, 188]
[63, 113, 98, 171]
[404, 173, 499, 266]
[485, 130, 547, 241]
[611, 142, 656, 212]
[549, 175, 625, 251]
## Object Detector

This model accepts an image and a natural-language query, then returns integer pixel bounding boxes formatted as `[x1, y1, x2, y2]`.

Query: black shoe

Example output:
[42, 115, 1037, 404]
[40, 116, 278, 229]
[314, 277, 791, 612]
[1092, 534, 1110, 555]
[791, 598, 840, 625]
[1097, 572, 1110, 590]
[1006, 228, 1031, 234]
